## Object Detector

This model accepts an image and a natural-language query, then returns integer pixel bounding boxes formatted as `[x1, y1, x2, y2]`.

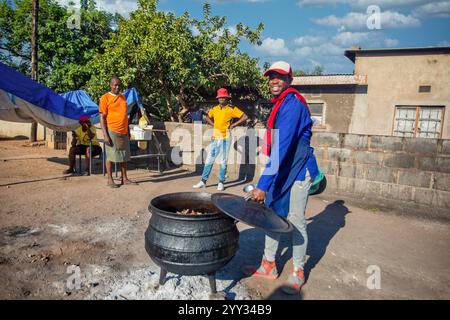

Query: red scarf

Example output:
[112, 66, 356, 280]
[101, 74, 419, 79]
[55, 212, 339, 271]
[261, 87, 309, 156]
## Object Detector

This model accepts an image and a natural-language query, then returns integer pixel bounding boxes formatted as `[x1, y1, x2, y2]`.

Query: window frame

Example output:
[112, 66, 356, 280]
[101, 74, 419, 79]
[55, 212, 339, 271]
[308, 100, 326, 129]
[392, 105, 445, 139]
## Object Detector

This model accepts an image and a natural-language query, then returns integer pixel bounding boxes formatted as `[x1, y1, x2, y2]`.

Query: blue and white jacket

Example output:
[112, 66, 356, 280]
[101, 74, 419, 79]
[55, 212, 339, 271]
[257, 92, 319, 217]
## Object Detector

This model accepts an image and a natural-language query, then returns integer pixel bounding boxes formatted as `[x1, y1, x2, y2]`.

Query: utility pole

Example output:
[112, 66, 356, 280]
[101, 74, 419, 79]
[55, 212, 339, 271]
[30, 0, 38, 142]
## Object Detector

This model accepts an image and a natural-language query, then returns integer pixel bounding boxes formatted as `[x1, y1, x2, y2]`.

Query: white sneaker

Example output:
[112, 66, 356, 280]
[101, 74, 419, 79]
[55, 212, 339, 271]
[193, 181, 206, 189]
[217, 182, 225, 191]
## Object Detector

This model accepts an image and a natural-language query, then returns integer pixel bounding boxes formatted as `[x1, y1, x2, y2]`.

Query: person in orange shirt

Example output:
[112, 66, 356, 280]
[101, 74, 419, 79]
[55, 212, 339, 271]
[99, 76, 138, 188]
[193, 88, 248, 191]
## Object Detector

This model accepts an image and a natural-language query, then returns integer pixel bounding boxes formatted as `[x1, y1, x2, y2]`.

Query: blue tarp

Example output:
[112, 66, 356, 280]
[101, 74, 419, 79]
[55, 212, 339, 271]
[0, 61, 143, 131]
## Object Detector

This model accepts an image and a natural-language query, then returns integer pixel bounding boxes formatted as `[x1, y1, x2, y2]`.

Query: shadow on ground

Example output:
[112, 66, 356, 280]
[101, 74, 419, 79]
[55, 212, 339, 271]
[0, 135, 28, 141]
[216, 200, 350, 298]
[265, 286, 304, 300]
[47, 155, 164, 177]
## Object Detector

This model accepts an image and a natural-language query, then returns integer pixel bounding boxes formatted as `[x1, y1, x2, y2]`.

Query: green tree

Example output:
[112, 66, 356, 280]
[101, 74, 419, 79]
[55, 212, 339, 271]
[310, 65, 324, 75]
[0, 0, 117, 92]
[293, 65, 324, 76]
[86, 0, 266, 122]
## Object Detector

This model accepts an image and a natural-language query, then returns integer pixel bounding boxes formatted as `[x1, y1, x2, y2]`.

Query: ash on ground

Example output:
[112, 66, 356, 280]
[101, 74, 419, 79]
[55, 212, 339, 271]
[84, 265, 251, 300]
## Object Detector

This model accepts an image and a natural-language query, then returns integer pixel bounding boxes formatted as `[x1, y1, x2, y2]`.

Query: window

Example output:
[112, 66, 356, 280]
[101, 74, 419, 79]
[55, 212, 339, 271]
[419, 85, 431, 93]
[393, 106, 444, 138]
[309, 102, 325, 126]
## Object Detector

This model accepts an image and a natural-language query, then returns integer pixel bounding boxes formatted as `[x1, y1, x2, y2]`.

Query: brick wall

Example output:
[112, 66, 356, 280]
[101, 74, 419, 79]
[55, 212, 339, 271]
[311, 133, 450, 219]
[157, 122, 450, 219]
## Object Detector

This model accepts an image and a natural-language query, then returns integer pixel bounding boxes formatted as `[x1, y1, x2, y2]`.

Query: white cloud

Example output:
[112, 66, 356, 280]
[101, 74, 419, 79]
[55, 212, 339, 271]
[382, 11, 422, 28]
[317, 43, 346, 56]
[314, 10, 421, 30]
[314, 12, 367, 30]
[298, 0, 430, 10]
[227, 25, 238, 36]
[438, 40, 450, 46]
[298, 0, 348, 7]
[212, 0, 269, 3]
[294, 46, 313, 57]
[256, 38, 291, 56]
[57, 0, 139, 17]
[413, 1, 450, 18]
[293, 43, 344, 58]
[354, 0, 429, 9]
[291, 30, 400, 73]
[190, 26, 200, 36]
[212, 25, 239, 39]
[353, 0, 428, 8]
[294, 35, 325, 46]
[332, 31, 400, 47]
[333, 31, 369, 46]
[97, 0, 139, 16]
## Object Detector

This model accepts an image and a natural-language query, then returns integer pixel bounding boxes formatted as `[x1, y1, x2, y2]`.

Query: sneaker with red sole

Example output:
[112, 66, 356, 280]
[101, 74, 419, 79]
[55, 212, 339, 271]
[242, 258, 279, 280]
[281, 268, 305, 294]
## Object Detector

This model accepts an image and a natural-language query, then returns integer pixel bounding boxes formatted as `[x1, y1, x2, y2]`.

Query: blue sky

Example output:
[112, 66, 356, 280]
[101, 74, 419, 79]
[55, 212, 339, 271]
[63, 0, 450, 74]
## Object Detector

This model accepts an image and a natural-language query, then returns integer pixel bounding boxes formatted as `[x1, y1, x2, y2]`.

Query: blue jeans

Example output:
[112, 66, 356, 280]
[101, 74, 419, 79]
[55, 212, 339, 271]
[201, 137, 231, 183]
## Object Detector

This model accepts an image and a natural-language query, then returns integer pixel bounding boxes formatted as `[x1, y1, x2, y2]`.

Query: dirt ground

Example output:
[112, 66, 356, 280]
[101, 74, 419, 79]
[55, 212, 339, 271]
[1, 137, 449, 300]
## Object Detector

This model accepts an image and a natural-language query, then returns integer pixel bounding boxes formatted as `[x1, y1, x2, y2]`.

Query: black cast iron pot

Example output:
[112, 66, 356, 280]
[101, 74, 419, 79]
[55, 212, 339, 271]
[145, 192, 239, 293]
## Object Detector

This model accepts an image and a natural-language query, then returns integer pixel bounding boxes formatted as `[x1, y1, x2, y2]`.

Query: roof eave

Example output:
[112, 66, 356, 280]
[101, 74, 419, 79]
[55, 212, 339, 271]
[344, 46, 450, 63]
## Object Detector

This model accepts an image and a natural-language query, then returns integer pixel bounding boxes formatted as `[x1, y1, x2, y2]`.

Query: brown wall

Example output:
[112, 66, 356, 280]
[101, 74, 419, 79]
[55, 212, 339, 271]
[296, 85, 362, 133]
[350, 52, 450, 138]
[0, 120, 47, 140]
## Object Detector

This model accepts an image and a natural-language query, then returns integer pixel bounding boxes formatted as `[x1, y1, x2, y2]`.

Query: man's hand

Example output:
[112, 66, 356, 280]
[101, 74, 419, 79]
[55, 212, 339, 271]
[99, 113, 111, 146]
[250, 188, 266, 203]
[205, 115, 214, 126]
[231, 113, 248, 129]
[104, 135, 112, 147]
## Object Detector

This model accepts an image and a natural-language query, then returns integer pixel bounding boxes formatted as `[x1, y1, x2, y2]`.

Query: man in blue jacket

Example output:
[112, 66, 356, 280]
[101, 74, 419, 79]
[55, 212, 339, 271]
[247, 61, 319, 294]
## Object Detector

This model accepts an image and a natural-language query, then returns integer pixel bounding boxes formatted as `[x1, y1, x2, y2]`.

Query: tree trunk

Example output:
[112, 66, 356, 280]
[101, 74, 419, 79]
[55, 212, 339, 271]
[157, 67, 178, 122]
[176, 90, 190, 123]
[30, 0, 39, 142]
[162, 87, 177, 122]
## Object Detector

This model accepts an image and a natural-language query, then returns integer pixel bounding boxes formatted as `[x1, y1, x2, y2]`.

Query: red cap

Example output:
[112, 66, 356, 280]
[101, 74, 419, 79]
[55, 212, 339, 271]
[263, 61, 292, 77]
[79, 115, 90, 122]
[216, 88, 231, 99]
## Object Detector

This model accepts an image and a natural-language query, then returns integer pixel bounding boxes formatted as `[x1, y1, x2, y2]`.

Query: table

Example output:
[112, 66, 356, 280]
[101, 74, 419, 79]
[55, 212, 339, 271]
[98, 129, 168, 176]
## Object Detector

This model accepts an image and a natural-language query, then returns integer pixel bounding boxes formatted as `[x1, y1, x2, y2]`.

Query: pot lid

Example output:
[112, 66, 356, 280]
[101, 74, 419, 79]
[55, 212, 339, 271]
[211, 193, 293, 234]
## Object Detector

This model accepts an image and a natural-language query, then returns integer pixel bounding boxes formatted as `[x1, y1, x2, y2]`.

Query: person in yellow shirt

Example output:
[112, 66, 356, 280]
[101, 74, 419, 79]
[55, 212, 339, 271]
[63, 115, 102, 175]
[193, 88, 248, 191]
[99, 76, 138, 188]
